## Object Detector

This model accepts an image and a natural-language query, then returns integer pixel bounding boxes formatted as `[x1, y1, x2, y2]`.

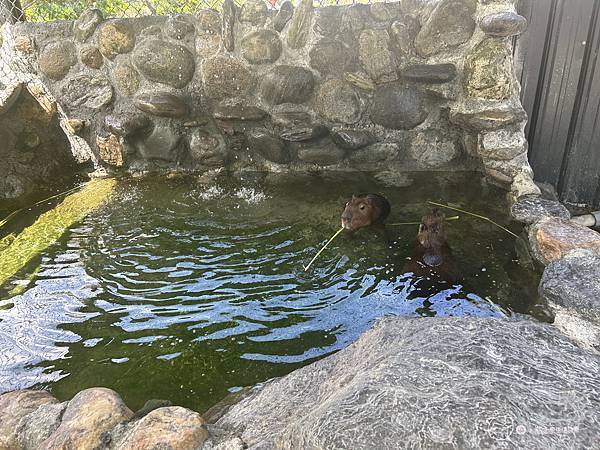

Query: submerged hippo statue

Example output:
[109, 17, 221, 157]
[341, 193, 391, 233]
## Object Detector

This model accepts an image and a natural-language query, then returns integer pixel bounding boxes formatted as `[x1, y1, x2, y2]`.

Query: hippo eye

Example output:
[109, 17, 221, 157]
[359, 204, 365, 210]
[419, 224, 426, 232]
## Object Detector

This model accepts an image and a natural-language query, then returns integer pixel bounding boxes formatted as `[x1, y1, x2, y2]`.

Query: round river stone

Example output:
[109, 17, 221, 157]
[260, 65, 315, 105]
[315, 79, 362, 124]
[133, 92, 188, 118]
[202, 55, 254, 99]
[371, 83, 428, 129]
[241, 29, 282, 64]
[98, 21, 135, 60]
[38, 41, 76, 80]
[133, 39, 195, 89]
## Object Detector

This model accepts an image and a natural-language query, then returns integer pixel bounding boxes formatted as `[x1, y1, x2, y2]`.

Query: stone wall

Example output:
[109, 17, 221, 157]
[4, 0, 538, 198]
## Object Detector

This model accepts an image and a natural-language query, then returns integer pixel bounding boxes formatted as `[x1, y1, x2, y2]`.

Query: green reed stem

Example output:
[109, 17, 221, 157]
[427, 201, 520, 239]
[388, 215, 460, 226]
[304, 226, 345, 272]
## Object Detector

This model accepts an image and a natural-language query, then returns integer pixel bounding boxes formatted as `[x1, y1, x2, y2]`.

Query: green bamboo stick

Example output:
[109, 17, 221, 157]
[388, 215, 460, 226]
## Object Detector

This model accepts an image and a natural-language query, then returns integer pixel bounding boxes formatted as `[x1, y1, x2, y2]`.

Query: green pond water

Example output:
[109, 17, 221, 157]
[0, 171, 546, 413]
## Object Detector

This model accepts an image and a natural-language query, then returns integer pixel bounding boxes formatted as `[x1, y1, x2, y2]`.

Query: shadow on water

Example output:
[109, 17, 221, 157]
[0, 171, 546, 412]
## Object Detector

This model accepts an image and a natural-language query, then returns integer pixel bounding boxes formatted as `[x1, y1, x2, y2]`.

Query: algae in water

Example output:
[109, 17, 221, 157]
[0, 178, 116, 287]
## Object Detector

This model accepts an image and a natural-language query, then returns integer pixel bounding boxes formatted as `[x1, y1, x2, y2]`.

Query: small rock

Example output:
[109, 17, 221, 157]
[340, 4, 370, 36]
[273, 1, 294, 32]
[189, 130, 228, 166]
[390, 17, 420, 56]
[202, 55, 254, 99]
[511, 196, 570, 224]
[65, 118, 87, 134]
[479, 128, 526, 160]
[401, 63, 457, 83]
[239, 0, 268, 26]
[260, 65, 315, 105]
[371, 83, 428, 130]
[38, 41, 76, 80]
[287, 0, 313, 49]
[197, 8, 221, 34]
[280, 125, 328, 142]
[97, 133, 125, 167]
[271, 107, 312, 128]
[165, 14, 194, 39]
[112, 61, 140, 96]
[136, 126, 181, 161]
[480, 12, 527, 37]
[14, 35, 35, 54]
[450, 103, 527, 131]
[40, 388, 133, 450]
[409, 130, 459, 168]
[297, 141, 345, 166]
[464, 38, 513, 100]
[0, 390, 58, 449]
[370, 2, 400, 22]
[331, 129, 374, 150]
[213, 98, 267, 121]
[509, 171, 543, 202]
[415, 0, 476, 57]
[540, 248, 600, 324]
[140, 25, 162, 37]
[241, 29, 282, 64]
[344, 72, 375, 91]
[222, 0, 236, 51]
[80, 45, 103, 69]
[74, 9, 104, 42]
[133, 92, 188, 118]
[310, 40, 357, 76]
[315, 79, 362, 124]
[197, 9, 222, 59]
[358, 28, 396, 84]
[133, 39, 195, 88]
[247, 128, 290, 164]
[313, 6, 340, 36]
[16, 402, 68, 450]
[112, 407, 208, 450]
[105, 113, 151, 137]
[483, 152, 530, 182]
[348, 142, 399, 166]
[529, 218, 600, 265]
[98, 21, 135, 60]
[62, 74, 113, 109]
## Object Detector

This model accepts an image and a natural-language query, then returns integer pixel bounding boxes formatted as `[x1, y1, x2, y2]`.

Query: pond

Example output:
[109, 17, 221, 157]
[0, 171, 546, 413]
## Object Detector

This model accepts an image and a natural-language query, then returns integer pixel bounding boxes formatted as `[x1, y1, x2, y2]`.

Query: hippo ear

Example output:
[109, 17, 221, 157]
[351, 194, 357, 199]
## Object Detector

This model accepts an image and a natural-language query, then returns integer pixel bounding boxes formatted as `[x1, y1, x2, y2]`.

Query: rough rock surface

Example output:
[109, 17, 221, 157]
[222, 0, 236, 51]
[287, 0, 313, 49]
[331, 129, 374, 150]
[16, 402, 68, 450]
[529, 218, 600, 264]
[74, 8, 104, 42]
[415, 0, 476, 57]
[62, 74, 113, 109]
[112, 61, 140, 96]
[136, 125, 181, 161]
[105, 112, 151, 137]
[315, 79, 362, 124]
[214, 317, 600, 449]
[111, 406, 208, 450]
[510, 196, 570, 224]
[540, 249, 600, 324]
[401, 63, 457, 83]
[309, 40, 356, 76]
[260, 65, 314, 105]
[371, 82, 428, 129]
[358, 28, 396, 83]
[213, 98, 267, 121]
[0, 390, 58, 449]
[189, 130, 228, 166]
[239, 0, 267, 26]
[480, 12, 527, 37]
[241, 29, 282, 64]
[133, 92, 188, 118]
[348, 142, 399, 167]
[273, 1, 293, 32]
[80, 45, 103, 69]
[98, 21, 135, 60]
[202, 56, 253, 99]
[133, 39, 195, 88]
[464, 38, 513, 100]
[450, 103, 527, 131]
[478, 128, 525, 160]
[409, 130, 458, 167]
[297, 142, 345, 165]
[38, 41, 76, 80]
[247, 129, 289, 164]
[40, 387, 133, 449]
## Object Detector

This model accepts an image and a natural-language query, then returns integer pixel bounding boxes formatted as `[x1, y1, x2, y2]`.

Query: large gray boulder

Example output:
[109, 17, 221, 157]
[213, 317, 600, 449]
